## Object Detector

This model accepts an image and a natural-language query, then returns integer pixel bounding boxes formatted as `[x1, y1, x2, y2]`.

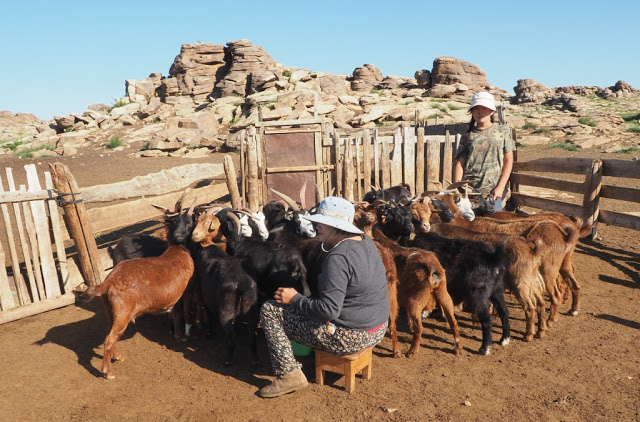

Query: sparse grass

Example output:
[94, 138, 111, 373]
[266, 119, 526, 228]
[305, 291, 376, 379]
[1, 140, 24, 151]
[370, 86, 386, 97]
[402, 99, 415, 105]
[106, 135, 123, 149]
[152, 117, 161, 123]
[233, 102, 243, 107]
[446, 103, 464, 111]
[522, 122, 538, 130]
[432, 104, 447, 113]
[428, 113, 444, 119]
[113, 100, 128, 108]
[431, 98, 445, 103]
[14, 144, 55, 158]
[578, 116, 598, 127]
[533, 127, 550, 134]
[283, 70, 292, 77]
[549, 142, 579, 151]
[267, 104, 275, 110]
[230, 118, 238, 125]
[613, 146, 640, 154]
[64, 126, 74, 132]
[619, 112, 640, 133]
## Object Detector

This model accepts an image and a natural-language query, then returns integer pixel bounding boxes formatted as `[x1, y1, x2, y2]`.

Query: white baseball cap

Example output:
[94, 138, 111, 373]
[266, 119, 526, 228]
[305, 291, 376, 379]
[468, 91, 496, 112]
[303, 196, 363, 234]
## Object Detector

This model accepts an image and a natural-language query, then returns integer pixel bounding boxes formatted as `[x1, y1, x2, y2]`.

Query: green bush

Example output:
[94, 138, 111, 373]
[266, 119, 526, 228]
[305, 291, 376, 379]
[533, 127, 549, 134]
[432, 103, 447, 113]
[428, 113, 444, 119]
[614, 146, 640, 154]
[549, 142, 579, 151]
[15, 144, 55, 159]
[113, 100, 128, 108]
[578, 116, 598, 127]
[106, 135, 123, 149]
[446, 103, 464, 111]
[283, 70, 292, 77]
[1, 140, 24, 151]
[522, 122, 537, 130]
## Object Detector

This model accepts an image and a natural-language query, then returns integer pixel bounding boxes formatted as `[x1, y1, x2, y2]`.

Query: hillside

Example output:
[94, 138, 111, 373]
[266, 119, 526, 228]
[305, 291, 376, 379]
[1, 39, 639, 160]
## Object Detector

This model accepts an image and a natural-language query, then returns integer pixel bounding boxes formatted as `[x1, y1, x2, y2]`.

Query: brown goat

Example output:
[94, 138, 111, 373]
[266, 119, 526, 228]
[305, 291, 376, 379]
[355, 205, 462, 357]
[410, 196, 433, 233]
[88, 198, 196, 379]
[191, 208, 227, 250]
[451, 215, 582, 324]
[431, 223, 546, 341]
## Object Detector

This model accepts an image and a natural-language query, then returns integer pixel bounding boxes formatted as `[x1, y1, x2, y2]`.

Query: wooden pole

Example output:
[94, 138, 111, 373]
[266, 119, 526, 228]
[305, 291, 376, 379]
[415, 127, 425, 194]
[363, 129, 371, 195]
[443, 130, 453, 186]
[391, 128, 402, 187]
[583, 159, 603, 239]
[49, 163, 103, 287]
[373, 129, 380, 189]
[426, 138, 441, 191]
[381, 133, 391, 188]
[45, 172, 71, 294]
[224, 155, 242, 211]
[0, 242, 16, 310]
[402, 125, 415, 194]
[355, 137, 362, 201]
[344, 139, 354, 202]
[334, 131, 343, 198]
[246, 127, 260, 209]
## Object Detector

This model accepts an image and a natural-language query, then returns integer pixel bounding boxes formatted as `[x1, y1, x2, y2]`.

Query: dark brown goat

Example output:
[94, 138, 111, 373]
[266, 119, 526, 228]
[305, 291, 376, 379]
[355, 205, 462, 357]
[88, 194, 197, 379]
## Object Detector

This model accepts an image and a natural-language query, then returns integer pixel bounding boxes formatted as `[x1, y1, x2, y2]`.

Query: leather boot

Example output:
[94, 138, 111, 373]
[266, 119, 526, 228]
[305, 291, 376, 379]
[257, 368, 308, 398]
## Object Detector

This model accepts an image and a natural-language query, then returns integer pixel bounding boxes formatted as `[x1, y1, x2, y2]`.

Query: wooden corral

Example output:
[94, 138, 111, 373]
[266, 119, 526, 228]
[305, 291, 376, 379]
[0, 162, 230, 325]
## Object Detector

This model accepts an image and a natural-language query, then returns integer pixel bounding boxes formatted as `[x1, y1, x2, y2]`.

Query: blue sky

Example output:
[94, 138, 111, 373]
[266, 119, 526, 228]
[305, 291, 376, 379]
[2, 0, 638, 121]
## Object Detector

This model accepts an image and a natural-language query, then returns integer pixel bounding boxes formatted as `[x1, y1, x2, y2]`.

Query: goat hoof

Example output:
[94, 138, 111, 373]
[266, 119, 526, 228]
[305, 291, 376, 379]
[569, 309, 579, 316]
[405, 350, 417, 358]
[535, 330, 546, 340]
[392, 351, 402, 358]
[478, 346, 490, 355]
[103, 372, 115, 380]
[524, 334, 534, 342]
[500, 337, 511, 346]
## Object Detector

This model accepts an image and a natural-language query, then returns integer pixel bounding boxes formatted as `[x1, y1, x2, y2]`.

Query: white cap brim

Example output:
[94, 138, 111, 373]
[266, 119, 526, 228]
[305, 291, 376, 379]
[303, 214, 363, 235]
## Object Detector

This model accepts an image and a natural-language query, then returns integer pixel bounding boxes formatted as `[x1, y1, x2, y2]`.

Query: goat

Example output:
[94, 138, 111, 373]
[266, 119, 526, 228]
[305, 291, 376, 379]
[363, 184, 412, 204]
[448, 215, 583, 322]
[87, 192, 197, 379]
[194, 242, 258, 367]
[431, 223, 547, 341]
[405, 232, 509, 355]
[107, 234, 168, 266]
[410, 195, 432, 233]
[354, 205, 461, 357]
[373, 200, 415, 241]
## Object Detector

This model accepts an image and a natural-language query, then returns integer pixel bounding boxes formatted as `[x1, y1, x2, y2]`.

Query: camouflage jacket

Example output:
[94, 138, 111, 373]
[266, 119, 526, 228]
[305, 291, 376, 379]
[454, 124, 516, 195]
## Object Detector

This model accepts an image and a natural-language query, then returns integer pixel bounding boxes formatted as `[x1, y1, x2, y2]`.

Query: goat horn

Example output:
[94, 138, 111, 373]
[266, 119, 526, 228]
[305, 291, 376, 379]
[270, 188, 300, 211]
[300, 180, 307, 210]
[174, 188, 191, 213]
[142, 195, 174, 215]
[226, 211, 242, 236]
[187, 197, 198, 215]
[234, 209, 257, 219]
[329, 187, 335, 196]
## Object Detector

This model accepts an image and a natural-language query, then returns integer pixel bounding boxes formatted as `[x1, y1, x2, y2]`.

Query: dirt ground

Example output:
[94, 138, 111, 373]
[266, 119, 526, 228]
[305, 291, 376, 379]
[0, 145, 639, 422]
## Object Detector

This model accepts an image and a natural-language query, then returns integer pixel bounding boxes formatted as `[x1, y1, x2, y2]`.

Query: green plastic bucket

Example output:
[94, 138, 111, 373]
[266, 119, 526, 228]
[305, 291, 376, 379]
[290, 340, 313, 357]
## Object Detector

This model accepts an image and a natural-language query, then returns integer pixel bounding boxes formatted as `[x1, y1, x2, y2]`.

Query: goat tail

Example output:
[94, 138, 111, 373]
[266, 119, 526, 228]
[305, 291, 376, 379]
[86, 281, 109, 298]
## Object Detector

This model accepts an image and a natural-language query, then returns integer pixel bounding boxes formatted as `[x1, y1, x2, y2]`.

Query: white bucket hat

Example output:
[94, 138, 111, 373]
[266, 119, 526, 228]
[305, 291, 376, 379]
[468, 91, 496, 112]
[303, 196, 363, 235]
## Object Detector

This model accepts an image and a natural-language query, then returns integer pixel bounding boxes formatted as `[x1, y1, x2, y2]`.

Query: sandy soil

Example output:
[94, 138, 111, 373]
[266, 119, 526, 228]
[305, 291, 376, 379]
[0, 145, 639, 422]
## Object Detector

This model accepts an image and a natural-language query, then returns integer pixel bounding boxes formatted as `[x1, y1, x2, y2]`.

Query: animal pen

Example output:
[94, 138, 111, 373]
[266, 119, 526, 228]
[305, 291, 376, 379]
[1, 121, 639, 323]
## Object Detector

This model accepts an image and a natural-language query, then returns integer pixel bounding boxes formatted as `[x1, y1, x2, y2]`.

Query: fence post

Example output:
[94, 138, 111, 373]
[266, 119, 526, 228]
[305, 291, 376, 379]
[224, 155, 242, 211]
[415, 127, 425, 194]
[49, 163, 103, 287]
[426, 138, 440, 190]
[582, 159, 603, 239]
[246, 127, 260, 207]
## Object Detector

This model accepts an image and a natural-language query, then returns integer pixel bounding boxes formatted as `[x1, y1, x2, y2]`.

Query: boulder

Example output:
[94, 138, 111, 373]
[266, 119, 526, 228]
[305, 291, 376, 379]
[513, 79, 554, 104]
[351, 64, 383, 92]
[430, 57, 489, 90]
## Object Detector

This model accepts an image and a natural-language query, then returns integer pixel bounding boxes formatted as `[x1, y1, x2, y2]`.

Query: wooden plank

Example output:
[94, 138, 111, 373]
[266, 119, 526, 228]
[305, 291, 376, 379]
[26, 165, 60, 298]
[255, 117, 327, 127]
[223, 155, 241, 211]
[240, 130, 245, 200]
[86, 183, 229, 236]
[0, 242, 16, 310]
[599, 209, 640, 231]
[415, 127, 425, 194]
[5, 169, 38, 302]
[0, 189, 54, 204]
[355, 137, 362, 201]
[334, 132, 343, 197]
[381, 135, 391, 188]
[373, 129, 380, 189]
[0, 291, 79, 325]
[0, 175, 30, 305]
[600, 184, 640, 203]
[403, 126, 415, 194]
[45, 172, 71, 294]
[442, 130, 453, 187]
[246, 128, 260, 210]
[510, 173, 584, 194]
[601, 159, 640, 178]
[314, 130, 324, 199]
[509, 193, 584, 216]
[20, 188, 45, 301]
[266, 165, 336, 173]
[344, 139, 355, 201]
[362, 129, 371, 195]
[390, 128, 402, 187]
[426, 138, 441, 190]
[513, 158, 594, 174]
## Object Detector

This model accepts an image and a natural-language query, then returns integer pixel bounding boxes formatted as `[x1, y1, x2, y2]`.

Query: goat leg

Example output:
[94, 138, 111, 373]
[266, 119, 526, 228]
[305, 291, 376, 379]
[432, 284, 462, 355]
[490, 288, 511, 347]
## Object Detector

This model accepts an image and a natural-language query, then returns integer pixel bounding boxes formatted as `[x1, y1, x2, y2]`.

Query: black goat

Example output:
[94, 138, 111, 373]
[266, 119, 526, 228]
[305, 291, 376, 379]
[219, 212, 310, 302]
[363, 184, 412, 204]
[108, 234, 168, 266]
[194, 244, 259, 367]
[374, 200, 415, 241]
[404, 232, 509, 355]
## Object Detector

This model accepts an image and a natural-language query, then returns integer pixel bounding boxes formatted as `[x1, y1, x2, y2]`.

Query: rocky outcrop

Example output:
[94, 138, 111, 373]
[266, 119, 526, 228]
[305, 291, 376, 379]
[513, 79, 554, 104]
[165, 42, 226, 103]
[351, 64, 384, 92]
[431, 57, 489, 90]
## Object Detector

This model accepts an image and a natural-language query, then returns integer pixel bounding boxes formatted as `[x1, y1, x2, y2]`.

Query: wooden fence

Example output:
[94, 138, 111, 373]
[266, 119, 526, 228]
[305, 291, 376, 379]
[0, 163, 230, 325]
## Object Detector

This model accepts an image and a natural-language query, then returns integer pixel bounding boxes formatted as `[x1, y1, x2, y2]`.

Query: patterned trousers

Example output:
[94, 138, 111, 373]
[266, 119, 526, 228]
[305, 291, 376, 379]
[260, 300, 387, 376]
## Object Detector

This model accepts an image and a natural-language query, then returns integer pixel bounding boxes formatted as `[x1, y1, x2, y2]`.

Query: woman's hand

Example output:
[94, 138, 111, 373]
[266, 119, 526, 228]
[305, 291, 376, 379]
[274, 287, 298, 304]
[492, 186, 504, 201]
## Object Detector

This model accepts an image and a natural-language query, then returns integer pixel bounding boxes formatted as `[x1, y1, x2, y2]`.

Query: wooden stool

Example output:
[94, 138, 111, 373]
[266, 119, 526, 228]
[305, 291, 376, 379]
[315, 346, 373, 393]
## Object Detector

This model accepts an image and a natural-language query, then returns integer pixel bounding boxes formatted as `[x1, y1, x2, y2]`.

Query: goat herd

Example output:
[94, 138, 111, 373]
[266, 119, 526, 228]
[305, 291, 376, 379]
[89, 184, 590, 380]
